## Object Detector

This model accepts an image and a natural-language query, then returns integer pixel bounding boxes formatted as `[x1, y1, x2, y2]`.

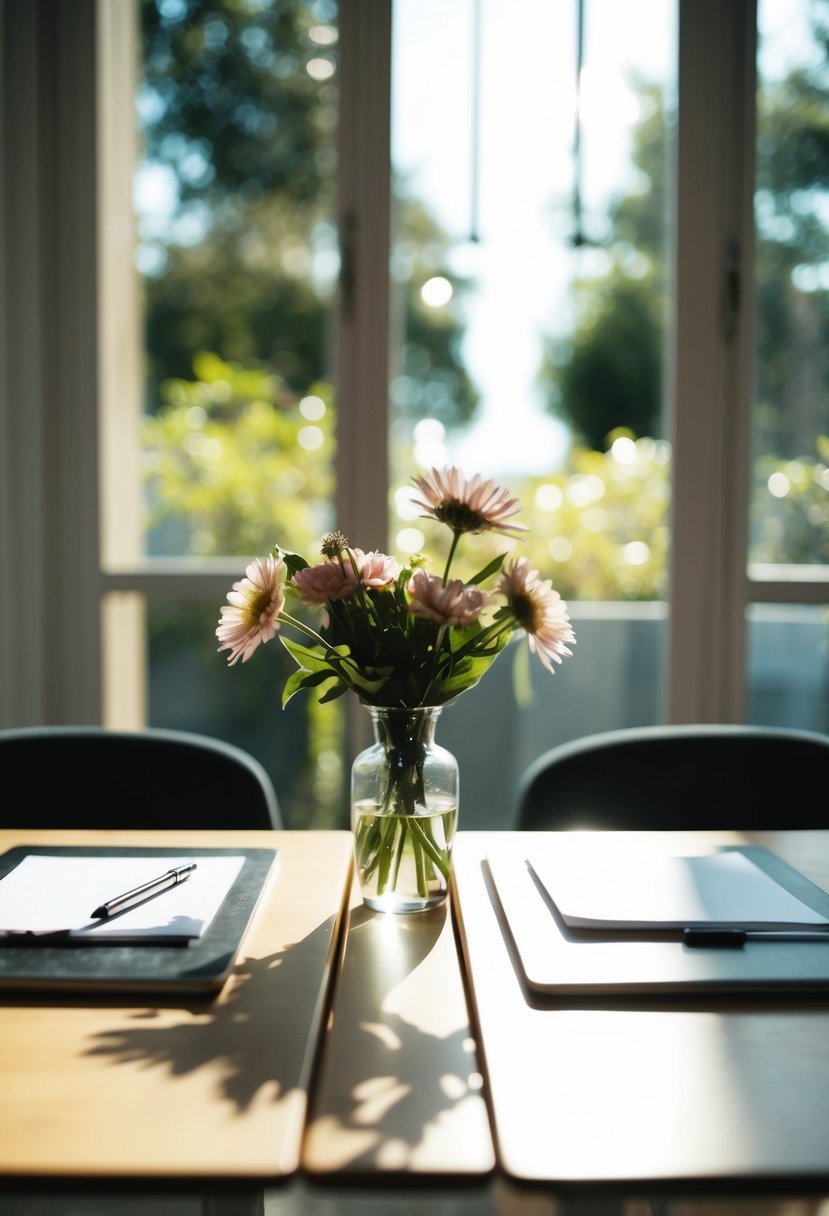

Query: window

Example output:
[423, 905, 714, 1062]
[745, 0, 829, 730]
[389, 0, 674, 820]
[1, 0, 827, 830]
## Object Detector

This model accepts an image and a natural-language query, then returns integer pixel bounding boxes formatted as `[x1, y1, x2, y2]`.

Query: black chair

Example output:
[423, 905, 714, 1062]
[0, 725, 282, 829]
[516, 723, 829, 831]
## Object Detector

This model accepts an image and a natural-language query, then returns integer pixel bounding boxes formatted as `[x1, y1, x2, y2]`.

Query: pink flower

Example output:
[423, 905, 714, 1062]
[407, 569, 487, 627]
[292, 559, 358, 605]
[218, 468, 575, 710]
[411, 465, 528, 535]
[497, 557, 575, 673]
[355, 549, 401, 588]
[216, 554, 285, 665]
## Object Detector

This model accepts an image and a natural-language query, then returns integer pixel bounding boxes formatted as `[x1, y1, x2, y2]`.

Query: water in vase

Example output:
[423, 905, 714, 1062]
[352, 798, 458, 913]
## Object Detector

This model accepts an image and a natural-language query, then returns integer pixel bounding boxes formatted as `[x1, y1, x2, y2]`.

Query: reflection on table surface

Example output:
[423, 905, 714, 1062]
[452, 830, 829, 1195]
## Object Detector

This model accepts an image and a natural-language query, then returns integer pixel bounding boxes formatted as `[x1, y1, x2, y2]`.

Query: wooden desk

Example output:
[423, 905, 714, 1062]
[7, 826, 828, 1207]
[0, 828, 352, 1198]
[452, 829, 829, 1198]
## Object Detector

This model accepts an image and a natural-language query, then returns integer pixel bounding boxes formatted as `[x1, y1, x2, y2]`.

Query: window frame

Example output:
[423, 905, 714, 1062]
[668, 0, 758, 722]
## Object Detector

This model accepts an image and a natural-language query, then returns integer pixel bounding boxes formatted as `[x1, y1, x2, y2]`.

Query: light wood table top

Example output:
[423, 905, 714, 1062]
[0, 828, 352, 1188]
[12, 826, 825, 1201]
[452, 829, 829, 1197]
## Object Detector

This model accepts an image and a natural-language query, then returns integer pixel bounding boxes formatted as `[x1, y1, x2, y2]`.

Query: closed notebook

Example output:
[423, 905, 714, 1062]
[529, 848, 829, 932]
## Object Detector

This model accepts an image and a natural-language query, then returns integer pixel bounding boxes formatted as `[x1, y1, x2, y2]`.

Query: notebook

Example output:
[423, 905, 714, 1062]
[0, 845, 278, 994]
[528, 848, 829, 932]
[483, 844, 829, 997]
[0, 853, 247, 942]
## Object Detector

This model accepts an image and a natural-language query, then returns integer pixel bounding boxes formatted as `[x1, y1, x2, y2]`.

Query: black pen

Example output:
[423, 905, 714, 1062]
[91, 863, 198, 919]
[683, 927, 829, 949]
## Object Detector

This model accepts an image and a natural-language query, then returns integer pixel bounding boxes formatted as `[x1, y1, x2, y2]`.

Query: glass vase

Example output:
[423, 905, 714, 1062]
[351, 705, 459, 913]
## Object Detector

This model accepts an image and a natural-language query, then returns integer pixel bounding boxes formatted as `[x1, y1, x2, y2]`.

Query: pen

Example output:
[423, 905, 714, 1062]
[91, 863, 198, 919]
[683, 927, 829, 949]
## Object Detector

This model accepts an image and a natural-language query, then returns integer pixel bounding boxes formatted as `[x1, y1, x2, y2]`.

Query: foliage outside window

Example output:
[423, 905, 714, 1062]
[138, 0, 829, 824]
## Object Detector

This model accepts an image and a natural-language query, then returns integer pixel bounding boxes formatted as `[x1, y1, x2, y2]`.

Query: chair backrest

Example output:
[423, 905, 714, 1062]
[516, 724, 829, 831]
[0, 726, 282, 829]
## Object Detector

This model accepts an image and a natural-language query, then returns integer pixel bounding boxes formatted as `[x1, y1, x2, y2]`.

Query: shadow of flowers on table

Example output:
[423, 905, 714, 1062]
[304, 902, 494, 1176]
[83, 916, 341, 1113]
[82, 897, 493, 1176]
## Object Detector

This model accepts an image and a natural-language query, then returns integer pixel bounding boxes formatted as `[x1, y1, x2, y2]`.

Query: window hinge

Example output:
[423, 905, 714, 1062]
[724, 241, 740, 340]
[339, 210, 356, 325]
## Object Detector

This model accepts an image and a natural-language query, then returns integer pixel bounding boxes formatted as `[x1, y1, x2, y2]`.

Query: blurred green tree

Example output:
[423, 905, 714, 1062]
[538, 79, 668, 449]
[139, 0, 478, 425]
[539, 16, 829, 464]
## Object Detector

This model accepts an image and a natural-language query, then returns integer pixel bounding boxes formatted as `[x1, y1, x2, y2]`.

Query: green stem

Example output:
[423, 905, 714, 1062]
[278, 609, 337, 650]
[408, 816, 451, 879]
[425, 624, 448, 712]
[391, 819, 409, 891]
[353, 708, 455, 903]
[376, 815, 397, 893]
[442, 530, 461, 585]
[342, 546, 372, 613]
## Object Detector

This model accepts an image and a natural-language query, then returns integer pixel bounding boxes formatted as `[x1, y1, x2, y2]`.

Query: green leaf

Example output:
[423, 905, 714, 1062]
[280, 635, 334, 672]
[273, 545, 308, 576]
[281, 634, 392, 698]
[279, 636, 339, 706]
[433, 634, 512, 700]
[467, 552, 507, 585]
[281, 667, 331, 707]
[319, 679, 350, 704]
[348, 664, 395, 696]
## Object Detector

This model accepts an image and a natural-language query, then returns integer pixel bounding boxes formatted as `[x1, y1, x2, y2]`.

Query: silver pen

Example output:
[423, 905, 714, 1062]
[91, 863, 198, 919]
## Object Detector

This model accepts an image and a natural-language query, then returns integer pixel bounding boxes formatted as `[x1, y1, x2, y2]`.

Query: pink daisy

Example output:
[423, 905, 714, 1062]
[216, 554, 285, 665]
[292, 559, 358, 606]
[411, 466, 528, 535]
[497, 557, 575, 673]
[407, 569, 487, 627]
[355, 549, 401, 588]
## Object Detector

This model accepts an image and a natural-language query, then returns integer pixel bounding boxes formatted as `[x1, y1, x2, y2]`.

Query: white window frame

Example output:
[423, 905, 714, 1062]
[668, 0, 758, 721]
[1, 0, 827, 736]
[670, 0, 829, 723]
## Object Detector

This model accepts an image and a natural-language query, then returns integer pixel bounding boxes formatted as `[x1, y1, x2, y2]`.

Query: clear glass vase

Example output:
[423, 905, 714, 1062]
[351, 706, 459, 913]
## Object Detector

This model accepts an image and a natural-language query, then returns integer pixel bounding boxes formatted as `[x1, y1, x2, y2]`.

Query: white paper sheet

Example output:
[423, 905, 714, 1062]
[529, 848, 829, 930]
[0, 854, 246, 940]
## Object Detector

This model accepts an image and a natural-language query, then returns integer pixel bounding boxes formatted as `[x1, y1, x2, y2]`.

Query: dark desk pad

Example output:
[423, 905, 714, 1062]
[485, 844, 829, 998]
[0, 844, 277, 995]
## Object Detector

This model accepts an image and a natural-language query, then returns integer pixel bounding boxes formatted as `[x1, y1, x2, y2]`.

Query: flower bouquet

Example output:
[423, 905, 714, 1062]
[217, 466, 575, 910]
